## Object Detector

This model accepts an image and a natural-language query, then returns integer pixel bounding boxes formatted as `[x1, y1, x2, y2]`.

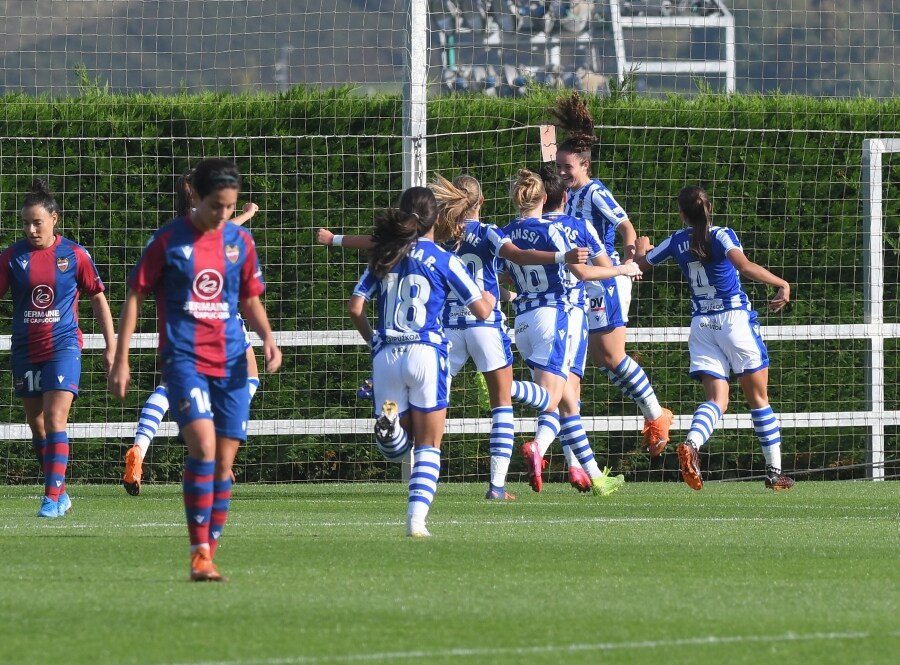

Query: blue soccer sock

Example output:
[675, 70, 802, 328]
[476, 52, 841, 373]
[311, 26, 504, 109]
[560, 415, 600, 477]
[751, 404, 783, 470]
[134, 385, 170, 457]
[686, 401, 722, 448]
[603, 356, 663, 421]
[489, 406, 515, 489]
[511, 380, 550, 411]
[407, 446, 441, 527]
[535, 410, 561, 457]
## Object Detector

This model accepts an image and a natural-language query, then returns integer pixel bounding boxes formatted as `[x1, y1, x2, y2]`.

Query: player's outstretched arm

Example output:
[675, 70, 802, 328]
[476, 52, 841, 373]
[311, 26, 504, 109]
[90, 291, 117, 373]
[617, 219, 638, 263]
[633, 235, 655, 273]
[232, 202, 259, 227]
[317, 229, 374, 250]
[499, 242, 587, 266]
[569, 262, 641, 282]
[109, 290, 146, 400]
[241, 296, 282, 373]
[727, 248, 791, 312]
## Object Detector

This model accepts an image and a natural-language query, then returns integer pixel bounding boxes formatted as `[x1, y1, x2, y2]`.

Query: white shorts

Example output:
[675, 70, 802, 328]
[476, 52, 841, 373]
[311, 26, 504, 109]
[446, 326, 513, 377]
[569, 306, 589, 378]
[372, 343, 450, 414]
[513, 306, 581, 378]
[586, 274, 632, 332]
[689, 309, 769, 380]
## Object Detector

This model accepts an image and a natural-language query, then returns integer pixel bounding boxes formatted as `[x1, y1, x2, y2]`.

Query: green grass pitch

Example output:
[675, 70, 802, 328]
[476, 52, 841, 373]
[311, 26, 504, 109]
[1, 481, 898, 665]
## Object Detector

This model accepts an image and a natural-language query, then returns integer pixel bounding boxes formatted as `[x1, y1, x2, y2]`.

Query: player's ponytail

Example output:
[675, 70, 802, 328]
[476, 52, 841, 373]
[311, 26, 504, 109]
[175, 169, 195, 217]
[369, 209, 419, 279]
[369, 186, 437, 278]
[679, 185, 713, 263]
[22, 178, 60, 215]
[538, 165, 566, 212]
[431, 173, 477, 250]
[549, 91, 597, 164]
[510, 169, 545, 216]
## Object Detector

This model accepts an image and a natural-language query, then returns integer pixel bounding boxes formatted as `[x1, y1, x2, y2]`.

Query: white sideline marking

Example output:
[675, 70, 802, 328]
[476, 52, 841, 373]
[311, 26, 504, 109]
[165, 631, 897, 665]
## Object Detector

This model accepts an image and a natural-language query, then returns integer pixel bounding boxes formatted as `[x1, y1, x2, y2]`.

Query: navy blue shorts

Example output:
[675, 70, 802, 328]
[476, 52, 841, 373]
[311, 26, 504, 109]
[12, 350, 81, 398]
[162, 361, 250, 441]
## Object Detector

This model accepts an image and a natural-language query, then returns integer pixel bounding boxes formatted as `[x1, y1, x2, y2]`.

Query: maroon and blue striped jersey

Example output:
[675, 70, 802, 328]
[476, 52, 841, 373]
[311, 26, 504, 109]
[0, 235, 105, 362]
[128, 216, 265, 378]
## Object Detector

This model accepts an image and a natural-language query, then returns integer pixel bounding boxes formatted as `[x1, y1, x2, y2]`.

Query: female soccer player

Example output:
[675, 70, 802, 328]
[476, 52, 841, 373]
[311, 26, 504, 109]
[429, 173, 592, 500]
[347, 186, 494, 537]
[122, 169, 261, 496]
[109, 158, 282, 581]
[550, 92, 674, 457]
[502, 169, 639, 496]
[633, 185, 794, 491]
[319, 175, 587, 501]
[535, 164, 619, 492]
[0, 179, 116, 518]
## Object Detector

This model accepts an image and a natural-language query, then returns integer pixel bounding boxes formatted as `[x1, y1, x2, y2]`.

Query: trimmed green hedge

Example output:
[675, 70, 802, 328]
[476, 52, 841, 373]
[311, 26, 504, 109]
[0, 88, 897, 484]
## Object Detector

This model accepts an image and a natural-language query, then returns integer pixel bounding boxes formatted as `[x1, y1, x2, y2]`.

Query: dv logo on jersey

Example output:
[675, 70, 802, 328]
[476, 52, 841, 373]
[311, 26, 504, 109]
[56, 256, 70, 272]
[31, 285, 55, 309]
[192, 269, 224, 300]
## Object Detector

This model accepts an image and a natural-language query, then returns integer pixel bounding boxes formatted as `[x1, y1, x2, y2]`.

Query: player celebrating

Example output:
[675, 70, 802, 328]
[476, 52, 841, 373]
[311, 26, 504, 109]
[0, 179, 116, 518]
[550, 92, 674, 457]
[347, 187, 494, 537]
[502, 169, 639, 496]
[122, 169, 261, 496]
[633, 186, 794, 491]
[535, 164, 621, 492]
[429, 173, 590, 500]
[319, 174, 587, 500]
[109, 158, 282, 581]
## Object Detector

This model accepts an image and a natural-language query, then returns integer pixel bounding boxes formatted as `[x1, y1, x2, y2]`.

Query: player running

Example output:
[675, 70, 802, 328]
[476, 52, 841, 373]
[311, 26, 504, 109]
[551, 92, 674, 457]
[501, 169, 640, 496]
[347, 186, 494, 537]
[633, 185, 794, 491]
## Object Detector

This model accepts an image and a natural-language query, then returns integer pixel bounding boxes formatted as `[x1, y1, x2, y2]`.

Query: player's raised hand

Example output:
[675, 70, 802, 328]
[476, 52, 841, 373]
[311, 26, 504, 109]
[635, 235, 654, 256]
[316, 228, 335, 246]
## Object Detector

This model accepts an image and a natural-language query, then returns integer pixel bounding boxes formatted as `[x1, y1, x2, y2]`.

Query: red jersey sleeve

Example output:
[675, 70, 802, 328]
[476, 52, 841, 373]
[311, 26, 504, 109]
[75, 246, 105, 296]
[128, 232, 168, 294]
[238, 230, 265, 299]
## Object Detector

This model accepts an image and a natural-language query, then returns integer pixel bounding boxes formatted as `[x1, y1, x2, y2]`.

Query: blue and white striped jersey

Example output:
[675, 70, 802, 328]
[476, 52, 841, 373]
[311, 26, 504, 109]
[443, 220, 511, 329]
[353, 237, 483, 348]
[564, 179, 629, 265]
[645, 226, 752, 316]
[500, 216, 575, 315]
[544, 211, 607, 309]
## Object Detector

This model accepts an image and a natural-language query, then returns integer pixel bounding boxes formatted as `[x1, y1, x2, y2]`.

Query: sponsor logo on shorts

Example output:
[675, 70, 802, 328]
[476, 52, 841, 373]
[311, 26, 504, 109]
[178, 399, 192, 414]
[699, 320, 722, 330]
[384, 333, 420, 344]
